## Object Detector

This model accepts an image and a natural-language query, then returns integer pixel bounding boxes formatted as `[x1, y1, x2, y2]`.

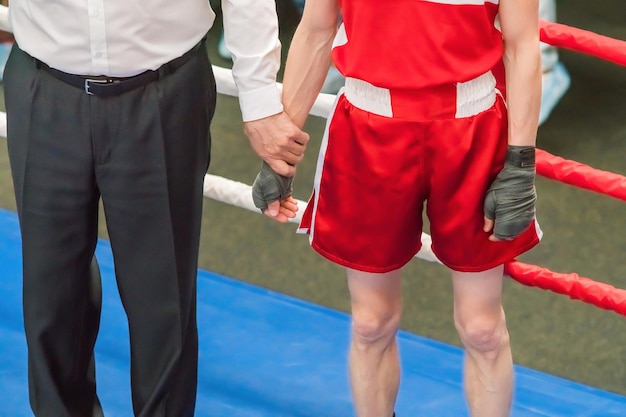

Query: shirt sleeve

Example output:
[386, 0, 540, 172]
[222, 0, 284, 122]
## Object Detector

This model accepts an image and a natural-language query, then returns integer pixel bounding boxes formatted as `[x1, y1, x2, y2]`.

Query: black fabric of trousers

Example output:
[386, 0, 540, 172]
[4, 40, 216, 417]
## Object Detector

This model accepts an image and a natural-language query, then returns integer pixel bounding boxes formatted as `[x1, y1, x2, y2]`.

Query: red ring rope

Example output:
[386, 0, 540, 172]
[540, 20, 626, 67]
[537, 149, 626, 202]
[500, 21, 626, 316]
[505, 261, 626, 316]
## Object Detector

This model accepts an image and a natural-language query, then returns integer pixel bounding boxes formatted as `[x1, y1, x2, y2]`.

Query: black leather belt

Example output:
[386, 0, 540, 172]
[35, 39, 205, 98]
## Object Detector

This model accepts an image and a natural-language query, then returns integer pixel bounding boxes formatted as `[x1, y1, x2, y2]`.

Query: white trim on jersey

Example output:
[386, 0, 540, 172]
[332, 23, 348, 49]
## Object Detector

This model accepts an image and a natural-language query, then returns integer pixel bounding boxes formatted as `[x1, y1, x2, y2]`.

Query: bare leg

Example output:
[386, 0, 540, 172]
[347, 268, 403, 417]
[452, 265, 513, 417]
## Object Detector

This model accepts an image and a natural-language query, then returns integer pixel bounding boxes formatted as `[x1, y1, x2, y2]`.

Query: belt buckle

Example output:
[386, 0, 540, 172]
[84, 78, 110, 95]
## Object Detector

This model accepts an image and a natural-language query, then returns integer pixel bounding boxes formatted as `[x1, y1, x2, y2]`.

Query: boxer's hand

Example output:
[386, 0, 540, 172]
[483, 145, 537, 241]
[252, 161, 294, 213]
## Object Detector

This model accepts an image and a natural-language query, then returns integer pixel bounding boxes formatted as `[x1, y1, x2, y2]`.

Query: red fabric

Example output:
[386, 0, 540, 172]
[333, 1, 503, 89]
[506, 261, 626, 316]
[298, 94, 539, 273]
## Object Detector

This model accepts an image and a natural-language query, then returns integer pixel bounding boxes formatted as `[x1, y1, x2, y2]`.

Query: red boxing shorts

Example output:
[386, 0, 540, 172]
[297, 71, 541, 273]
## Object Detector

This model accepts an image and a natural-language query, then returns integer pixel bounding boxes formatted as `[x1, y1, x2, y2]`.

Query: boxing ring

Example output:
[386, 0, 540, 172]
[1, 15, 626, 417]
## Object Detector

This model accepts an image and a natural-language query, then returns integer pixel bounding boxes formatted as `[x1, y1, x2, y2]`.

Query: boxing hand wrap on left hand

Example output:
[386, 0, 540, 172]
[252, 161, 294, 211]
[484, 145, 537, 240]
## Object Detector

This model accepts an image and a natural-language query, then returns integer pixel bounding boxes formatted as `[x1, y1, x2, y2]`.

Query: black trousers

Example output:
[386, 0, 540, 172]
[4, 40, 216, 417]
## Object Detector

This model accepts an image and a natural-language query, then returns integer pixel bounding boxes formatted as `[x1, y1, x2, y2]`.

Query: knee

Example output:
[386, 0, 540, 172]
[351, 307, 402, 347]
[455, 311, 509, 358]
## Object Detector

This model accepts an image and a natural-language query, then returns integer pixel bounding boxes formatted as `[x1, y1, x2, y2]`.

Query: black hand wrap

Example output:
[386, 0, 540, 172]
[483, 145, 537, 240]
[252, 161, 294, 211]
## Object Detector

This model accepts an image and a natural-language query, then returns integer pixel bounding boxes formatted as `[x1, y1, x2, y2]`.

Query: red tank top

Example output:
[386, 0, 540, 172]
[333, 0, 503, 89]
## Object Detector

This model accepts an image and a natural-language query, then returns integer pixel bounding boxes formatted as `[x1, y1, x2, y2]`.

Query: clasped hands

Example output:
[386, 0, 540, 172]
[244, 112, 309, 223]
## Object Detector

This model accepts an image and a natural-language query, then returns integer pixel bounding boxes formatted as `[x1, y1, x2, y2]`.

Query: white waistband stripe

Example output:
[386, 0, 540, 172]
[455, 71, 497, 118]
[343, 78, 393, 117]
[343, 71, 497, 119]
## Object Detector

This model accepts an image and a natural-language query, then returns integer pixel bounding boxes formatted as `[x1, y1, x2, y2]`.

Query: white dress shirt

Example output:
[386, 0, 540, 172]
[8, 0, 283, 121]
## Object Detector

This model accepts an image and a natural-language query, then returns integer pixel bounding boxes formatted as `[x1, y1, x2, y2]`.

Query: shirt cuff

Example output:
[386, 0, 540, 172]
[238, 83, 284, 122]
